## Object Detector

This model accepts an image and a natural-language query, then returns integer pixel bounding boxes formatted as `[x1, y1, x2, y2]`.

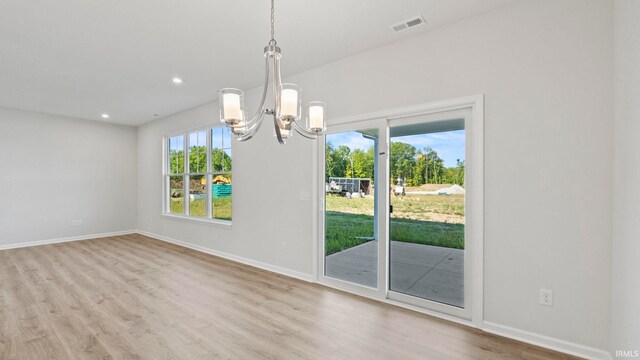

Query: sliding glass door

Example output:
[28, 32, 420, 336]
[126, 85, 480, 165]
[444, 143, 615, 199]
[322, 119, 387, 294]
[388, 116, 467, 312]
[319, 105, 479, 321]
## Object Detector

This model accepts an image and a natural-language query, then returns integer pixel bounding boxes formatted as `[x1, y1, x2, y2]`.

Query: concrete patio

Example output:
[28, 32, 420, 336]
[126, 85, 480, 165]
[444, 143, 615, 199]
[326, 241, 464, 307]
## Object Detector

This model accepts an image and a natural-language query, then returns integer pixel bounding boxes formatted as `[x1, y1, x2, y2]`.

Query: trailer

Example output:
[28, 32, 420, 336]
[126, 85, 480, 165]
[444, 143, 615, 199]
[327, 177, 372, 197]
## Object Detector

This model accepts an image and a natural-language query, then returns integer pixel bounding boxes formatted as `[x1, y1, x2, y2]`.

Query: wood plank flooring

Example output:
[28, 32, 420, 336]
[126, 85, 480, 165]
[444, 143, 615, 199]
[0, 234, 579, 359]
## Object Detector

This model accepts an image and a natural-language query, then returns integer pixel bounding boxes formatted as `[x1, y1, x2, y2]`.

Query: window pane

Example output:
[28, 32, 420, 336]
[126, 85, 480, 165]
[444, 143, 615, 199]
[324, 130, 378, 288]
[169, 175, 184, 214]
[211, 127, 221, 171]
[211, 127, 232, 172]
[211, 148, 232, 172]
[223, 149, 232, 172]
[222, 127, 232, 149]
[212, 173, 232, 220]
[212, 127, 223, 150]
[189, 175, 206, 217]
[211, 148, 223, 172]
[168, 135, 184, 174]
[188, 130, 207, 173]
[389, 127, 466, 308]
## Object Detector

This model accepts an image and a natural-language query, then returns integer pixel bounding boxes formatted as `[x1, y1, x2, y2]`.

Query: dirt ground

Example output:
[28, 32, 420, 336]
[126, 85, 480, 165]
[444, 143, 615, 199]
[326, 190, 465, 225]
[404, 184, 453, 192]
[393, 210, 464, 224]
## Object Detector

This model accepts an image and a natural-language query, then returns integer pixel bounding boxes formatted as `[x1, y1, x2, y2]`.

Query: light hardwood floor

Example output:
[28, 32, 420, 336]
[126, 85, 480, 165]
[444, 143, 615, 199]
[0, 234, 579, 359]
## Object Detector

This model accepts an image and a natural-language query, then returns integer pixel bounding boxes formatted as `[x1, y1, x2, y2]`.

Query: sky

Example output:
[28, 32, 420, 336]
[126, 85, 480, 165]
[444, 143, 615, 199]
[327, 129, 465, 168]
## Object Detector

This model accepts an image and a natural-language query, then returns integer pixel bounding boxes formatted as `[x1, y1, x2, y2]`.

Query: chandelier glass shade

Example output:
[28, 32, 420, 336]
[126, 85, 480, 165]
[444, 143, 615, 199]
[218, 0, 326, 144]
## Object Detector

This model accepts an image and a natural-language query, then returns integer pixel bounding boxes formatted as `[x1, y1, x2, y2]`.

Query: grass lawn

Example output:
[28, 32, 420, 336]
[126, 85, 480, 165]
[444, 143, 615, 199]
[170, 197, 232, 220]
[212, 197, 232, 220]
[325, 193, 464, 255]
[325, 211, 376, 255]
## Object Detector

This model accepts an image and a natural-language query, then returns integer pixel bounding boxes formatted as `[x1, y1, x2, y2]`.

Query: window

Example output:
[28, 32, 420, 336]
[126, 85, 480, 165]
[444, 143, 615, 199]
[167, 135, 185, 215]
[164, 126, 232, 222]
[210, 127, 232, 220]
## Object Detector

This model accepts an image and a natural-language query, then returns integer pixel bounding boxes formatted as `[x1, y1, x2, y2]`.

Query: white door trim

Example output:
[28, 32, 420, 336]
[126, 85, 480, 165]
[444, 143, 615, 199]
[313, 94, 484, 328]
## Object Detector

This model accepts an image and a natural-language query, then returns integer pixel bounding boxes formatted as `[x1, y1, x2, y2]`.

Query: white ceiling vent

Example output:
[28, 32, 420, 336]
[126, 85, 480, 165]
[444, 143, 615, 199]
[391, 15, 426, 33]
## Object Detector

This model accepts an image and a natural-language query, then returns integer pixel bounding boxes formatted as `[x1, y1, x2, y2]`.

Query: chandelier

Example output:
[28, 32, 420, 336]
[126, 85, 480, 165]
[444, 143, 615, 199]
[218, 0, 326, 144]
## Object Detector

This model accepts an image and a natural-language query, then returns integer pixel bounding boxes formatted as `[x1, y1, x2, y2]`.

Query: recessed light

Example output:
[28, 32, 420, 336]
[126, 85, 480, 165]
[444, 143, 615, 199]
[172, 77, 183, 85]
[101, 113, 110, 119]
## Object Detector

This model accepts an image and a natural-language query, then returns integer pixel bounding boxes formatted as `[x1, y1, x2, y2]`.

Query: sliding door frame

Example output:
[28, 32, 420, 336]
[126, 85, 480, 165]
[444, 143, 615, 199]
[387, 107, 472, 320]
[316, 117, 389, 300]
[314, 94, 484, 328]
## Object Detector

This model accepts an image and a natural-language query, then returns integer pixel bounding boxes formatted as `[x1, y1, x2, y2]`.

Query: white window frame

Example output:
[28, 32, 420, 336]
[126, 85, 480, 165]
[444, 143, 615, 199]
[162, 124, 232, 228]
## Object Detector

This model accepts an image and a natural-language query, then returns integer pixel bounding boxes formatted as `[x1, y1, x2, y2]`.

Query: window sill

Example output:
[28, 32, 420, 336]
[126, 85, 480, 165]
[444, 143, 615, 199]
[162, 213, 232, 230]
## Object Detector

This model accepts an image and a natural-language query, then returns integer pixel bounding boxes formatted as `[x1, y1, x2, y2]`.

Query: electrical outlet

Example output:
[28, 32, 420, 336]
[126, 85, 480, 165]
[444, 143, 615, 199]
[299, 191, 310, 201]
[71, 219, 84, 227]
[540, 289, 553, 306]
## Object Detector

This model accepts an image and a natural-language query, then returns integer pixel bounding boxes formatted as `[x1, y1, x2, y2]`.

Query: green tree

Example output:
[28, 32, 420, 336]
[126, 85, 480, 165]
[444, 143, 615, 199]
[455, 159, 465, 185]
[366, 146, 376, 181]
[189, 145, 207, 173]
[441, 159, 465, 186]
[423, 147, 444, 184]
[412, 152, 427, 186]
[325, 143, 337, 178]
[211, 148, 232, 172]
[169, 150, 184, 173]
[390, 142, 417, 183]
[346, 148, 375, 179]
[325, 143, 351, 179]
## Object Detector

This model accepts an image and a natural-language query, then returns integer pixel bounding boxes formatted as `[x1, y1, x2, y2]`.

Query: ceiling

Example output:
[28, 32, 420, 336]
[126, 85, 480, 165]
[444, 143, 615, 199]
[0, 0, 518, 126]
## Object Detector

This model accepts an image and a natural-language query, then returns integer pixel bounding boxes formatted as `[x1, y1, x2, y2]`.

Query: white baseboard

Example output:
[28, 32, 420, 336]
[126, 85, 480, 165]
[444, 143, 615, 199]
[0, 229, 613, 360]
[136, 230, 314, 283]
[483, 321, 612, 360]
[0, 230, 137, 251]
[135, 232, 612, 360]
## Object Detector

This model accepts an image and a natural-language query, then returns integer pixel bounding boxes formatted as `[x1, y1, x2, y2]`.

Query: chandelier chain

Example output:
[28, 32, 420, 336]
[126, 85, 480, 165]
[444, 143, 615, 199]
[270, 0, 276, 44]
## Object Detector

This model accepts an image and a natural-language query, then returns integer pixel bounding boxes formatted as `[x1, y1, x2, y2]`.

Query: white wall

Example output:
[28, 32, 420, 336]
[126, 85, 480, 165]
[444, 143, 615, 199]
[0, 108, 137, 246]
[611, 0, 640, 353]
[137, 0, 613, 352]
[137, 100, 317, 278]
